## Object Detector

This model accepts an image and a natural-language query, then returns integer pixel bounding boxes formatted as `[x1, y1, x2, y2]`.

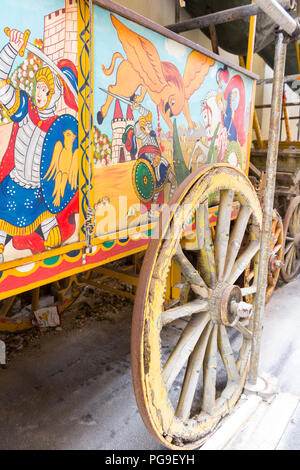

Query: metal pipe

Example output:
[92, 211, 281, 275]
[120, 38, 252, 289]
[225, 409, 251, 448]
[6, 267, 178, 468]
[166, 0, 294, 34]
[254, 0, 299, 36]
[248, 31, 287, 385]
[281, 115, 300, 118]
[258, 73, 300, 84]
[166, 4, 261, 33]
[256, 101, 300, 107]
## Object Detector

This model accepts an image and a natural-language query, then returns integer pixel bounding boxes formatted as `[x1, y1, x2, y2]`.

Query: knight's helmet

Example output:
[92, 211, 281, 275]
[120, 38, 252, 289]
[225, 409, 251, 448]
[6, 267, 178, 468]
[35, 59, 78, 112]
[138, 110, 152, 134]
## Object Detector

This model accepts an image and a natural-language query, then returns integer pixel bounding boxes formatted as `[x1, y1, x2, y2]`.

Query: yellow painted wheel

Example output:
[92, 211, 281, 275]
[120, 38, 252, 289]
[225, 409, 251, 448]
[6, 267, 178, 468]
[244, 210, 283, 304]
[280, 196, 300, 282]
[52, 274, 86, 315]
[131, 164, 262, 449]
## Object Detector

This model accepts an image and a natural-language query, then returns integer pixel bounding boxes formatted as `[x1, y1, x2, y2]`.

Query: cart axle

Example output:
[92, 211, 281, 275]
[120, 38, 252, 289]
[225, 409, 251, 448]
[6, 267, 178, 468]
[210, 283, 253, 327]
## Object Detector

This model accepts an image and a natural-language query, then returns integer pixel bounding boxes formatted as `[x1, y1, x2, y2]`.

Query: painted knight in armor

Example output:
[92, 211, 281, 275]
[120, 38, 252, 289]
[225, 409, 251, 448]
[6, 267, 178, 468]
[132, 102, 176, 214]
[0, 29, 78, 262]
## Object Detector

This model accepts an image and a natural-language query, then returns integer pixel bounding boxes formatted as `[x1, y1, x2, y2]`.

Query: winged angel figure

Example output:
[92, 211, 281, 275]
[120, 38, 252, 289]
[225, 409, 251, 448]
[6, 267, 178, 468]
[97, 15, 215, 136]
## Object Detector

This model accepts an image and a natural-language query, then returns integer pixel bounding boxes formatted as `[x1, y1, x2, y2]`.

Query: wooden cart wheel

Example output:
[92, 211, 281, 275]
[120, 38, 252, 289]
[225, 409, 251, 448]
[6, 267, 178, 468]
[52, 274, 86, 314]
[131, 164, 262, 449]
[244, 210, 283, 304]
[281, 195, 300, 282]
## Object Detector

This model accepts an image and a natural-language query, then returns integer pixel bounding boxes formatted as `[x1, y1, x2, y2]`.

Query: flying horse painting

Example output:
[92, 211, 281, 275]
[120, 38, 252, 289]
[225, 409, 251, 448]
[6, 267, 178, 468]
[97, 14, 214, 136]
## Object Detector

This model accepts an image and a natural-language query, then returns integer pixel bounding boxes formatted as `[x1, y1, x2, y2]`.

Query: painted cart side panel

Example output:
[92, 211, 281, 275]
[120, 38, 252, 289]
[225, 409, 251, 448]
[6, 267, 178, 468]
[93, 4, 256, 236]
[0, 0, 256, 303]
[0, 0, 80, 266]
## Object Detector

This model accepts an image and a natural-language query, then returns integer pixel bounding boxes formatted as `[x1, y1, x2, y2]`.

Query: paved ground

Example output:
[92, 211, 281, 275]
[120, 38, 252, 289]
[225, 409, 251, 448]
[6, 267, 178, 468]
[0, 277, 299, 450]
[258, 278, 300, 449]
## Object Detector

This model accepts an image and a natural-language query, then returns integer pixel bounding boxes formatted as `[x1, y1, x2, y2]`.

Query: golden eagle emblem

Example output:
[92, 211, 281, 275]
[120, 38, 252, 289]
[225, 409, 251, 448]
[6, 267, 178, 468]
[44, 129, 78, 207]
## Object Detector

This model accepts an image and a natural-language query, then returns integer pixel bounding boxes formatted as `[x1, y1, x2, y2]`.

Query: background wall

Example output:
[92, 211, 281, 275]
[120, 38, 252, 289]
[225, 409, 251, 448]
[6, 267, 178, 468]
[112, 0, 300, 143]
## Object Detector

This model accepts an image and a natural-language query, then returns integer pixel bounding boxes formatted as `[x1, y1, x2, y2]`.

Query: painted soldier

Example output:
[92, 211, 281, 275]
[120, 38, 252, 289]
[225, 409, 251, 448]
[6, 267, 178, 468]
[132, 102, 176, 215]
[0, 29, 78, 262]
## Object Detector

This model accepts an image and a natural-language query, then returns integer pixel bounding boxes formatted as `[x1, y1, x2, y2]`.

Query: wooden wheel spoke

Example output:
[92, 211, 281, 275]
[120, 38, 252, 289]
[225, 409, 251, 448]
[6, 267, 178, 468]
[228, 240, 260, 285]
[162, 299, 208, 327]
[241, 285, 257, 297]
[218, 325, 240, 383]
[202, 325, 218, 415]
[174, 245, 210, 298]
[295, 258, 300, 270]
[175, 322, 213, 421]
[163, 313, 210, 390]
[281, 199, 300, 282]
[198, 201, 217, 288]
[273, 243, 282, 254]
[195, 204, 204, 249]
[273, 227, 281, 245]
[233, 322, 253, 340]
[289, 211, 299, 237]
[297, 206, 300, 232]
[270, 226, 281, 250]
[285, 245, 295, 273]
[271, 218, 277, 234]
[215, 189, 235, 281]
[223, 205, 253, 281]
[268, 276, 277, 286]
[284, 241, 294, 255]
[246, 269, 255, 283]
[291, 248, 296, 269]
[295, 206, 300, 231]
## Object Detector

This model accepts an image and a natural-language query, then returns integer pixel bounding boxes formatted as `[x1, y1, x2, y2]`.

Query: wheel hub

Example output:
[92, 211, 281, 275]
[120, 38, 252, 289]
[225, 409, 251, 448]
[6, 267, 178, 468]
[269, 252, 281, 273]
[210, 283, 253, 326]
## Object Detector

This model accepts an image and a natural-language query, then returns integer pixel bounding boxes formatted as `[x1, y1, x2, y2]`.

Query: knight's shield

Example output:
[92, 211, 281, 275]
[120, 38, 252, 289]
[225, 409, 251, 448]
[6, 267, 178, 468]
[40, 114, 78, 214]
[132, 157, 156, 203]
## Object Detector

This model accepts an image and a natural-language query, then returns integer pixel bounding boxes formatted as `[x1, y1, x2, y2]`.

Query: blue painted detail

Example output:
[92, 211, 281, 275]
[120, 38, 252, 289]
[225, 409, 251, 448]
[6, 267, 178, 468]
[40, 114, 78, 214]
[10, 91, 28, 123]
[119, 237, 129, 244]
[60, 66, 78, 94]
[66, 249, 81, 258]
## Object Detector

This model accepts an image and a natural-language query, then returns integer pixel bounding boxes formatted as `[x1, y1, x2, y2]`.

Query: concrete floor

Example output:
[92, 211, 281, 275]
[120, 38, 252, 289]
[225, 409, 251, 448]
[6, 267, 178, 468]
[0, 278, 299, 450]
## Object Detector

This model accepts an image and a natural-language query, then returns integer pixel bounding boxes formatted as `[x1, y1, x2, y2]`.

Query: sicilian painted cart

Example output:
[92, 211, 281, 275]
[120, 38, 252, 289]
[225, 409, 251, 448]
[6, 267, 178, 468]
[0, 0, 295, 450]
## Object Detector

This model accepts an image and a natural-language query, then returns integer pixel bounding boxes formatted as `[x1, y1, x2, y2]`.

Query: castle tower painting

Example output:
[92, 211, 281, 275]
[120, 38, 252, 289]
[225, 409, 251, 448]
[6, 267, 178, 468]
[43, 0, 78, 117]
[111, 99, 135, 164]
